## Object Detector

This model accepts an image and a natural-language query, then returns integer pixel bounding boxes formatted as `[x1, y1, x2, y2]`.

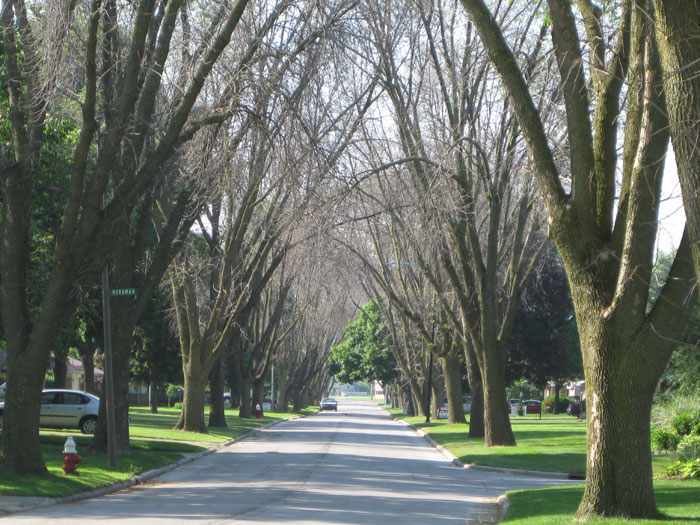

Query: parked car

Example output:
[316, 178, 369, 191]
[523, 400, 542, 414]
[320, 398, 338, 411]
[0, 389, 100, 434]
[0, 383, 5, 401]
[567, 402, 582, 417]
[442, 396, 472, 414]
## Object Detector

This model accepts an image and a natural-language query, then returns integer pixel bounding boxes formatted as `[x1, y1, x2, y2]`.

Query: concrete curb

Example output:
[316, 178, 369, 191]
[0, 415, 302, 516]
[392, 410, 574, 480]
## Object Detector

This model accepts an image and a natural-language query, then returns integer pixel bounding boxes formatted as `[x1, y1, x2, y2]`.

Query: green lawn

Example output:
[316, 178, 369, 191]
[387, 408, 700, 523]
[0, 434, 204, 497]
[0, 405, 316, 497]
[128, 406, 313, 443]
[502, 482, 700, 524]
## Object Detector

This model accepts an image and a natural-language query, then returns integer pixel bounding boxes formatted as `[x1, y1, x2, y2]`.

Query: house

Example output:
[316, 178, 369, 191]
[66, 356, 104, 392]
[544, 380, 585, 401]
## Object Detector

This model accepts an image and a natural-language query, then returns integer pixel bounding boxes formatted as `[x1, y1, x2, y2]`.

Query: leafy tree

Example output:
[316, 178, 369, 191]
[508, 247, 582, 404]
[129, 293, 182, 413]
[329, 300, 397, 388]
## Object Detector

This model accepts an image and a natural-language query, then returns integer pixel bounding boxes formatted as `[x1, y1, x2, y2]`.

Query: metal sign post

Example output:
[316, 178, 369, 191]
[101, 267, 117, 468]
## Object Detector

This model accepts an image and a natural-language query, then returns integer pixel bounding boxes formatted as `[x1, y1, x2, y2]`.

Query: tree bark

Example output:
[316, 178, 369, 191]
[463, 339, 484, 438]
[208, 357, 227, 427]
[52, 352, 68, 389]
[652, 1, 700, 276]
[149, 382, 158, 414]
[176, 372, 208, 433]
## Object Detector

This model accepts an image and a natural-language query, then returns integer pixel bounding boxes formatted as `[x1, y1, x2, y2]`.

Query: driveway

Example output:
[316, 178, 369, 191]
[2, 400, 578, 524]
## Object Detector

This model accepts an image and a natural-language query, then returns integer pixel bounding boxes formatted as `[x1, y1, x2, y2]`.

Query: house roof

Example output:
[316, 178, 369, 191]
[67, 356, 104, 377]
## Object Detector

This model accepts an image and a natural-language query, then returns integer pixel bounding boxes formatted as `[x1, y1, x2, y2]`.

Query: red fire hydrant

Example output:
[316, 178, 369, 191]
[255, 404, 263, 419]
[62, 436, 82, 475]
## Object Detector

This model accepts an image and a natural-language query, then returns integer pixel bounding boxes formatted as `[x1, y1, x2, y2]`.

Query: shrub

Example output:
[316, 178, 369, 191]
[173, 402, 183, 410]
[677, 434, 700, 461]
[665, 459, 700, 481]
[672, 412, 695, 436]
[650, 428, 679, 451]
[543, 395, 571, 413]
[652, 391, 700, 431]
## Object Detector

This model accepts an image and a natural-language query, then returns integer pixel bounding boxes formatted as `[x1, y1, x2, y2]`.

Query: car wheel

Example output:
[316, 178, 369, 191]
[80, 416, 98, 434]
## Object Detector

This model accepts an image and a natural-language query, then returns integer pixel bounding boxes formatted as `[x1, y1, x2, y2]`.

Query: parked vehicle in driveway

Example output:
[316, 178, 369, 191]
[0, 389, 100, 434]
[523, 400, 542, 414]
[320, 398, 338, 411]
[567, 402, 582, 417]
[442, 395, 473, 414]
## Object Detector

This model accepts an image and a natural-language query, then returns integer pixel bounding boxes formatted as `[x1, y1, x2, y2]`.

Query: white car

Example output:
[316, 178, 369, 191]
[0, 389, 100, 434]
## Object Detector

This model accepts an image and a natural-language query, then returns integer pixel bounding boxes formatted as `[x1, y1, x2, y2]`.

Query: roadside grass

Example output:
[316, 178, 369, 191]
[501, 482, 700, 524]
[0, 405, 316, 497]
[128, 405, 315, 443]
[0, 434, 204, 497]
[386, 408, 700, 523]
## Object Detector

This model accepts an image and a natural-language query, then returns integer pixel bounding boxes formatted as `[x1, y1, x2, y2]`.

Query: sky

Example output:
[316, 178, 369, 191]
[657, 148, 686, 255]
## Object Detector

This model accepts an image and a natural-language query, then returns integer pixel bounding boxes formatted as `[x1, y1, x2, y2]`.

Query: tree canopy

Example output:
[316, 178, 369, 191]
[330, 300, 397, 387]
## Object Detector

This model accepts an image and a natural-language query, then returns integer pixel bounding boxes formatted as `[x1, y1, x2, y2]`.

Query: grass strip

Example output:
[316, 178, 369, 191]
[501, 482, 700, 524]
[0, 434, 205, 497]
[0, 405, 316, 497]
[387, 407, 699, 523]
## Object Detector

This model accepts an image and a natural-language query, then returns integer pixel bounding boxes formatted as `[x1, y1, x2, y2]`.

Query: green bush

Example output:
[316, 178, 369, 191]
[665, 459, 700, 481]
[673, 413, 696, 436]
[173, 402, 183, 410]
[543, 395, 571, 413]
[652, 391, 700, 431]
[650, 428, 679, 451]
[677, 434, 700, 461]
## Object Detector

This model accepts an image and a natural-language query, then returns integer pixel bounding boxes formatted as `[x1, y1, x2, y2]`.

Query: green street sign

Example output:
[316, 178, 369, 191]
[110, 288, 138, 297]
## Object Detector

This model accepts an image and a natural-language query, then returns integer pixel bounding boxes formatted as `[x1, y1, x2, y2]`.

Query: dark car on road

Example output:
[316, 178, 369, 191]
[0, 389, 100, 434]
[320, 398, 338, 411]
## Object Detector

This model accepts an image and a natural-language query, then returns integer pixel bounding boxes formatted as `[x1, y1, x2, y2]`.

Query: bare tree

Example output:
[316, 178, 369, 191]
[457, 0, 697, 518]
[652, 2, 700, 278]
[0, 0, 253, 474]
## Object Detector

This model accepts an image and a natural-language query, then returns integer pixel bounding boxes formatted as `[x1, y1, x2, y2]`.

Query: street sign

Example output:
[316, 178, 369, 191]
[110, 288, 137, 296]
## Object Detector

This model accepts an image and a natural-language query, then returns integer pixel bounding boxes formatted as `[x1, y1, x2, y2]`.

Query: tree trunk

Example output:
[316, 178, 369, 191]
[479, 340, 515, 446]
[652, 1, 700, 278]
[276, 371, 289, 413]
[150, 382, 158, 414]
[52, 352, 68, 389]
[574, 327, 662, 519]
[79, 342, 97, 395]
[176, 372, 208, 433]
[463, 340, 485, 438]
[440, 351, 466, 424]
[252, 376, 265, 413]
[0, 359, 47, 474]
[554, 384, 561, 415]
[208, 357, 227, 427]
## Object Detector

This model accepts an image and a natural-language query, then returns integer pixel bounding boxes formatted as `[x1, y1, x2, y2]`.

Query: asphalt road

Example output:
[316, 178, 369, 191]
[3, 400, 577, 524]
